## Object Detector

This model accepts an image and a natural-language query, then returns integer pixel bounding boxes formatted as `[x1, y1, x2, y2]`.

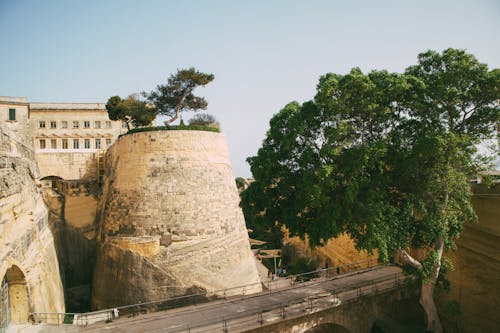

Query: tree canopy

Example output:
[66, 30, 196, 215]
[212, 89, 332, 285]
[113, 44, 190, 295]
[147, 68, 214, 125]
[240, 49, 499, 332]
[105, 94, 157, 130]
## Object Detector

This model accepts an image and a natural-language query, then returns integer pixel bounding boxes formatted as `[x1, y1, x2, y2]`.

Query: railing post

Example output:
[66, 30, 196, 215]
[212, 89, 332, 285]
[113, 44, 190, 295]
[281, 305, 286, 319]
[308, 297, 313, 312]
[257, 311, 263, 325]
[222, 319, 228, 333]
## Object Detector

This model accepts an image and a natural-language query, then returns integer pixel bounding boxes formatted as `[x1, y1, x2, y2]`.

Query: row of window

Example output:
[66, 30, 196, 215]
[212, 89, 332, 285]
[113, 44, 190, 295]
[38, 120, 117, 129]
[39, 138, 112, 150]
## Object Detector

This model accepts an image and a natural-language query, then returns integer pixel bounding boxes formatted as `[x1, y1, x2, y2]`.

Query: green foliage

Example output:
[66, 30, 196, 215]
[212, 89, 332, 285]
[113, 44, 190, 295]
[281, 244, 320, 276]
[235, 177, 246, 190]
[444, 300, 461, 317]
[240, 48, 499, 271]
[189, 113, 218, 126]
[105, 94, 157, 130]
[147, 67, 214, 125]
[121, 124, 220, 137]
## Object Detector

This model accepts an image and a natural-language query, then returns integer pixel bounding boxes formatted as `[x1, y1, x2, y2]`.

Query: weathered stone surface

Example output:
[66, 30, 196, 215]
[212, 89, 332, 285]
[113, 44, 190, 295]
[0, 122, 65, 324]
[437, 184, 500, 333]
[92, 131, 261, 309]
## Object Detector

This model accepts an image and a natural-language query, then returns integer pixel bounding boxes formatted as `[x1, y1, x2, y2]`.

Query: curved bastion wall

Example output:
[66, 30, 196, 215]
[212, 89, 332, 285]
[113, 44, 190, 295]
[92, 130, 261, 309]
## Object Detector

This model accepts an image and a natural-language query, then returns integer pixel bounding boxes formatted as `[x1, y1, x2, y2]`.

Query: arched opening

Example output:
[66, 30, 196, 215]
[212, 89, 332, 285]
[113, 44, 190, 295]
[0, 266, 30, 330]
[40, 175, 63, 189]
[304, 323, 352, 333]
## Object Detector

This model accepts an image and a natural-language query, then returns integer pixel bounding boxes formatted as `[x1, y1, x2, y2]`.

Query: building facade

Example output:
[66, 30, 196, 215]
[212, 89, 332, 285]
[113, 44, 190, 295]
[0, 96, 30, 138]
[1, 96, 127, 183]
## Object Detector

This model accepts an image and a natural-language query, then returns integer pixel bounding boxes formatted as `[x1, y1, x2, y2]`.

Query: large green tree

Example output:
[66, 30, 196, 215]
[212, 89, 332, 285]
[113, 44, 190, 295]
[105, 94, 157, 130]
[147, 67, 214, 125]
[241, 49, 499, 332]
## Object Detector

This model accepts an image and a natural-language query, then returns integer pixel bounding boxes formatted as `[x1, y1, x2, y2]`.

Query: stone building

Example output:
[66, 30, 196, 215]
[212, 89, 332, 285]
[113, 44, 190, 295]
[1, 96, 127, 184]
[0, 96, 30, 138]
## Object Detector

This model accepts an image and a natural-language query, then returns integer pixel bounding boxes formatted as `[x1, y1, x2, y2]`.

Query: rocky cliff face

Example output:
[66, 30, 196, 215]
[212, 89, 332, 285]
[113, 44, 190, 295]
[92, 131, 261, 309]
[0, 122, 65, 324]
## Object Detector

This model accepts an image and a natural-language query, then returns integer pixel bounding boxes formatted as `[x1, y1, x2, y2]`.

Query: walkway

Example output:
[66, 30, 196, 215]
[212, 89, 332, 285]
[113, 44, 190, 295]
[39, 265, 408, 333]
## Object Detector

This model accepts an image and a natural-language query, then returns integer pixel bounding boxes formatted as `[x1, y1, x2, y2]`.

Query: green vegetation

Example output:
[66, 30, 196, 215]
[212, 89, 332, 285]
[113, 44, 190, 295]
[240, 48, 499, 333]
[281, 244, 319, 277]
[235, 177, 246, 190]
[106, 67, 215, 130]
[122, 124, 220, 137]
[147, 68, 215, 125]
[105, 94, 156, 130]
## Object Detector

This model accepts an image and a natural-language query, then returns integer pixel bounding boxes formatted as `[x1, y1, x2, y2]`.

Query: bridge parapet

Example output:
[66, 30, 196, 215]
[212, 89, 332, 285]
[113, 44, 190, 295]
[29, 265, 418, 332]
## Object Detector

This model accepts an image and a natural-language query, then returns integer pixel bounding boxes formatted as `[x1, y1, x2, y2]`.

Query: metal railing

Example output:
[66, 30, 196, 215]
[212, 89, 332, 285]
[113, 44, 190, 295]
[162, 270, 414, 333]
[30, 259, 384, 327]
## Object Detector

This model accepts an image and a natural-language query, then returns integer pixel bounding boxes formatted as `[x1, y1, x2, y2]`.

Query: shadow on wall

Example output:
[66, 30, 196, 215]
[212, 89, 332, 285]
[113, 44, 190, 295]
[304, 323, 352, 333]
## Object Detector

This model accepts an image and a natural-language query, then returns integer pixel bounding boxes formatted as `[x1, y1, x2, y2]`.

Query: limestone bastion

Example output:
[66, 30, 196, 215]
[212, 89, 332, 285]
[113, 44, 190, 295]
[92, 130, 262, 309]
[0, 122, 65, 326]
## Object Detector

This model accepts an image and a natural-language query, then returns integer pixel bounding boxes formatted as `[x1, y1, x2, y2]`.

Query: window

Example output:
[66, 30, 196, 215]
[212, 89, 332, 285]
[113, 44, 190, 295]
[73, 121, 79, 129]
[39, 121, 46, 128]
[73, 139, 79, 149]
[61, 121, 68, 128]
[51, 139, 57, 149]
[84, 121, 90, 128]
[62, 139, 68, 149]
[8, 108, 15, 121]
[95, 139, 101, 149]
[84, 139, 90, 149]
[39, 139, 46, 149]
[105, 121, 111, 128]
[50, 121, 57, 129]
[95, 121, 101, 129]
[106, 138, 112, 148]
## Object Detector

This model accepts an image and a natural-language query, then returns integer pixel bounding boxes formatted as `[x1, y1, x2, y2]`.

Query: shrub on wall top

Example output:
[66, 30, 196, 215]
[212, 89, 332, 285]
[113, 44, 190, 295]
[121, 124, 220, 137]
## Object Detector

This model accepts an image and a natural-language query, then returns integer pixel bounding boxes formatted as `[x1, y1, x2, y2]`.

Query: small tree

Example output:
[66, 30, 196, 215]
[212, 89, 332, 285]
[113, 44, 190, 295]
[147, 68, 214, 125]
[105, 94, 156, 130]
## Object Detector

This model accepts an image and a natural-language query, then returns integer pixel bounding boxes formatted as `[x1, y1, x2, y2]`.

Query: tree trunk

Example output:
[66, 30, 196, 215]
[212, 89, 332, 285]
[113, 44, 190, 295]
[420, 282, 443, 333]
[163, 113, 178, 125]
[419, 236, 444, 333]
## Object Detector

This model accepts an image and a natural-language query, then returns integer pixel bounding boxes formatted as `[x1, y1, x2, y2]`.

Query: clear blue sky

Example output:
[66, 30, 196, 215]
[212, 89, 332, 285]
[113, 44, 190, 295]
[1, 0, 499, 177]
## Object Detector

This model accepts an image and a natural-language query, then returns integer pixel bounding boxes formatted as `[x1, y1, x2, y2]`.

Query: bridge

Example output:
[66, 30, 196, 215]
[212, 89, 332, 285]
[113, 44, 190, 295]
[25, 261, 422, 333]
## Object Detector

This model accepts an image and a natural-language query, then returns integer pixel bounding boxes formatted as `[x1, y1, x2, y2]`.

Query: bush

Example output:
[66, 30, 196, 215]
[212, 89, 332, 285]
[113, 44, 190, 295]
[120, 124, 220, 137]
[281, 244, 319, 276]
[189, 113, 218, 126]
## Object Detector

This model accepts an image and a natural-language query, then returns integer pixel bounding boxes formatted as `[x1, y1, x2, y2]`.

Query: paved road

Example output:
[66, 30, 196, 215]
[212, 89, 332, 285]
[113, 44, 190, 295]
[53, 265, 404, 333]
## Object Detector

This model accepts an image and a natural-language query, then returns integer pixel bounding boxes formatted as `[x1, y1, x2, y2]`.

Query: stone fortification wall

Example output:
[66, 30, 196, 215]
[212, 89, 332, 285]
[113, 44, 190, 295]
[36, 151, 99, 180]
[0, 123, 65, 325]
[438, 184, 500, 332]
[92, 130, 261, 309]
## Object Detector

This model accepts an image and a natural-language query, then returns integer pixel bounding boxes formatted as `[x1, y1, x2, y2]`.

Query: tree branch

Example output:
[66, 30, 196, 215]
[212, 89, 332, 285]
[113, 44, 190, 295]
[396, 249, 423, 270]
